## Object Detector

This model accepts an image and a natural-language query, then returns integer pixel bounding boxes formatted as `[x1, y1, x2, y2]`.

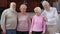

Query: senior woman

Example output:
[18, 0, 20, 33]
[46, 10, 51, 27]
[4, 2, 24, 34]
[17, 4, 31, 34]
[29, 7, 46, 34]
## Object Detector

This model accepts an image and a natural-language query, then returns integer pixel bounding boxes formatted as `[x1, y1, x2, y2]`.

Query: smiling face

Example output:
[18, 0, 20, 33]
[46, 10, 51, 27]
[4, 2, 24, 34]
[35, 11, 41, 16]
[20, 4, 27, 14]
[43, 3, 50, 10]
[20, 7, 27, 13]
[10, 2, 16, 10]
[42, 1, 50, 11]
[34, 7, 41, 16]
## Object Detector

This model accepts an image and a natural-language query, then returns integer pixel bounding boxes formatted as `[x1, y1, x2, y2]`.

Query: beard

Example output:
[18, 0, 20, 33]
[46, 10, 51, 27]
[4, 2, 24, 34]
[12, 7, 16, 10]
[10, 7, 16, 12]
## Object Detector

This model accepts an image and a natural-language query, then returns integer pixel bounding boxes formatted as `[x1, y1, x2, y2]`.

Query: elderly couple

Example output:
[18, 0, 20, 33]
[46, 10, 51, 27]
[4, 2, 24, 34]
[1, 1, 59, 34]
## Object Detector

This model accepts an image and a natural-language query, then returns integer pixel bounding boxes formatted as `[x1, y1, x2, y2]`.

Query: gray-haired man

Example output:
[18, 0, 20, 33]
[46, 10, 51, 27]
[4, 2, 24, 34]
[1, 2, 17, 34]
[42, 1, 59, 34]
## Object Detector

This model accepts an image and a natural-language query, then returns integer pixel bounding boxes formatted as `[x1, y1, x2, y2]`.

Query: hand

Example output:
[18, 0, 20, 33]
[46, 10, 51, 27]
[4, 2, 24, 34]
[29, 32, 32, 34]
[42, 33, 45, 34]
[3, 32, 6, 34]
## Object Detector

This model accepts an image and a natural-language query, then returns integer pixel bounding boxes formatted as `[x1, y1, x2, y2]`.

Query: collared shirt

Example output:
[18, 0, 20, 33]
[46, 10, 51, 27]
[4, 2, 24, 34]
[42, 7, 59, 25]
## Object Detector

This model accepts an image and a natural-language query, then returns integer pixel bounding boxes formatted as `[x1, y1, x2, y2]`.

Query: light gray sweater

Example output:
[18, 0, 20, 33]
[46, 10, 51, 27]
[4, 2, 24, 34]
[1, 8, 17, 32]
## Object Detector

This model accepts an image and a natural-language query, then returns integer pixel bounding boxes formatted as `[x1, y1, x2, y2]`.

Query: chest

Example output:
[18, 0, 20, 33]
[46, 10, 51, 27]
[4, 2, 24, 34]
[34, 16, 43, 24]
[6, 11, 17, 18]
[18, 15, 28, 21]
[45, 10, 55, 18]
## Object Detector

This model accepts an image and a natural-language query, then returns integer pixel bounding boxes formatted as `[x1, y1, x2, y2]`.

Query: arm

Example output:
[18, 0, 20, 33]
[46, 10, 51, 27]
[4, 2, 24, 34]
[28, 16, 31, 31]
[1, 10, 7, 33]
[29, 17, 34, 33]
[42, 17, 46, 34]
[42, 11, 46, 16]
[54, 8, 59, 22]
[42, 11, 48, 22]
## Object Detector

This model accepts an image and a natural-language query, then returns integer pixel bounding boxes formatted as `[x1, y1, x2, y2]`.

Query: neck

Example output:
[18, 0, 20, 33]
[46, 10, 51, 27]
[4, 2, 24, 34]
[36, 14, 41, 16]
[46, 8, 50, 11]
[21, 12, 26, 15]
[10, 7, 15, 11]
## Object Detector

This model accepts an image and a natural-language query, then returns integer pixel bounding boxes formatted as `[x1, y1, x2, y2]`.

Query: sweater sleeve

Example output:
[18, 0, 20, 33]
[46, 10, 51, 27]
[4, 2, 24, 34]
[29, 17, 34, 32]
[28, 15, 31, 31]
[54, 8, 59, 22]
[42, 16, 46, 34]
[1, 10, 7, 33]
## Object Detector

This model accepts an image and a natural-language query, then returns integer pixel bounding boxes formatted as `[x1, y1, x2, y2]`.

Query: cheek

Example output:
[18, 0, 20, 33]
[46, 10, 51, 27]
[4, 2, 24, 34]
[46, 5, 49, 8]
[20, 9, 23, 12]
[21, 9, 26, 12]
[44, 6, 47, 8]
[44, 7, 48, 10]
[23, 9, 26, 12]
[13, 5, 16, 7]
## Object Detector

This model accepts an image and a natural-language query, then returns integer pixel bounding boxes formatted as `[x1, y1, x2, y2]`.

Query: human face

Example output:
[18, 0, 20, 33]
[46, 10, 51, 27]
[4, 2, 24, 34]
[43, 4, 50, 10]
[10, 3, 16, 10]
[35, 10, 41, 16]
[20, 7, 27, 14]
[12, 3, 16, 10]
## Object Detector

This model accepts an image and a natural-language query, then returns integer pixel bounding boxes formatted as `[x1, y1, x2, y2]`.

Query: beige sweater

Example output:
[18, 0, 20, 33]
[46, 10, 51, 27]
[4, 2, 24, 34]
[1, 8, 17, 32]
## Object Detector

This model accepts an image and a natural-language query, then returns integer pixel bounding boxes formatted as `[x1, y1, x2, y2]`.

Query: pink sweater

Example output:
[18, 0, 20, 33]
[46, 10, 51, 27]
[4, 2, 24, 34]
[30, 15, 46, 33]
[17, 13, 31, 31]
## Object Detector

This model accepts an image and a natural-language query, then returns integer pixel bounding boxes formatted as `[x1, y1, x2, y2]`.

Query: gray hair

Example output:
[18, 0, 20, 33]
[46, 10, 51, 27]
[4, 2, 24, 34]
[34, 7, 42, 13]
[10, 2, 16, 7]
[20, 4, 27, 9]
[42, 1, 49, 6]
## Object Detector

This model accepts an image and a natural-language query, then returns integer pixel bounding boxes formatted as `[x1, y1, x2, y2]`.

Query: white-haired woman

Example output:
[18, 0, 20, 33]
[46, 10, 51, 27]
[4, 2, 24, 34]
[29, 7, 46, 34]
[17, 4, 31, 34]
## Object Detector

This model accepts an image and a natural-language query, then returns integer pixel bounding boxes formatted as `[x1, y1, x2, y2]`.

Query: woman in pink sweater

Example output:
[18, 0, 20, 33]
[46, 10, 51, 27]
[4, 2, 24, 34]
[17, 4, 31, 34]
[29, 7, 46, 34]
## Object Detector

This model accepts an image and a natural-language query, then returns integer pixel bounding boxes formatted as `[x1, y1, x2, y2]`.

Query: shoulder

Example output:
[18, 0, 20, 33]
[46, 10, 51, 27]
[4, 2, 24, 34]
[26, 13, 30, 16]
[41, 14, 47, 21]
[2, 8, 9, 15]
[50, 7, 57, 13]
[42, 10, 46, 14]
[32, 15, 36, 19]
[41, 14, 45, 18]
[50, 7, 57, 10]
[26, 13, 31, 18]
[18, 13, 21, 15]
[41, 14, 47, 20]
[17, 13, 22, 17]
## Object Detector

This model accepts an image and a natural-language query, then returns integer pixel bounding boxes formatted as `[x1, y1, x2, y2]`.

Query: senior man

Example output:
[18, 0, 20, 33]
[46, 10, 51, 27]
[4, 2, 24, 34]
[42, 1, 59, 34]
[1, 2, 17, 34]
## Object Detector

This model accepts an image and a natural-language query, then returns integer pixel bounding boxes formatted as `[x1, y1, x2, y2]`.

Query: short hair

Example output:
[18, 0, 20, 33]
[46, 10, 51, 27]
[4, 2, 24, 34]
[42, 1, 49, 6]
[34, 7, 42, 13]
[20, 4, 27, 9]
[10, 2, 16, 6]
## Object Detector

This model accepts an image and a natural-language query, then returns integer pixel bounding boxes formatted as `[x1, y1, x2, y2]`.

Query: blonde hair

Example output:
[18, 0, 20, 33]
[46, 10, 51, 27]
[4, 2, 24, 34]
[34, 7, 42, 13]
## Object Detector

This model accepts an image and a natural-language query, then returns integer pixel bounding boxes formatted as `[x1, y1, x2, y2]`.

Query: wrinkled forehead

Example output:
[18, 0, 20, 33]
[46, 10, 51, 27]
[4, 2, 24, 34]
[44, 3, 49, 6]
[20, 5, 27, 9]
[42, 1, 49, 6]
[10, 2, 16, 6]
